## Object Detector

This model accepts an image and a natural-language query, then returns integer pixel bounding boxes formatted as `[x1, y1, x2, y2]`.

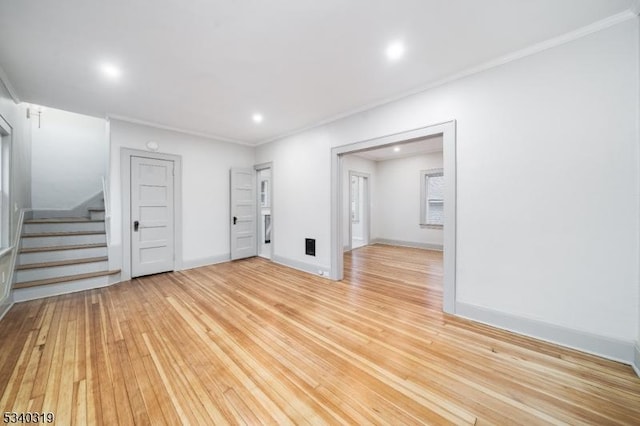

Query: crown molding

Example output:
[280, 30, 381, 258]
[0, 65, 20, 104]
[255, 9, 638, 146]
[108, 114, 252, 146]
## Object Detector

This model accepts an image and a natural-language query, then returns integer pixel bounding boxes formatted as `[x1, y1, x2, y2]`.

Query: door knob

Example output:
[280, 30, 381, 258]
[233, 216, 237, 225]
[134, 220, 139, 231]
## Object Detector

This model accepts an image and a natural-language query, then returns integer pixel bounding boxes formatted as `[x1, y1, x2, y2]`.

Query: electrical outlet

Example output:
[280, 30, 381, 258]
[305, 238, 316, 256]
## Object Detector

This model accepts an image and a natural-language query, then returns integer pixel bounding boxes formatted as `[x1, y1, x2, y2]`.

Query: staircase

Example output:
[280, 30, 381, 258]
[13, 206, 120, 302]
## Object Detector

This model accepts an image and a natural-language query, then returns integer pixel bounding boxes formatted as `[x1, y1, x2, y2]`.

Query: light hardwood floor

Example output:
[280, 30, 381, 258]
[1, 244, 639, 425]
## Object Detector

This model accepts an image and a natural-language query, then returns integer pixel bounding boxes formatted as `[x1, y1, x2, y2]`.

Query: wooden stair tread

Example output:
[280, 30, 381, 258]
[22, 231, 106, 238]
[14, 270, 120, 289]
[20, 243, 107, 253]
[25, 218, 103, 223]
[16, 256, 108, 270]
[88, 208, 105, 212]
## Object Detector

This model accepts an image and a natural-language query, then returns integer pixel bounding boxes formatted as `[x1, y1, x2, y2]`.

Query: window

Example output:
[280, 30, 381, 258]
[260, 178, 270, 207]
[0, 114, 10, 248]
[420, 169, 443, 228]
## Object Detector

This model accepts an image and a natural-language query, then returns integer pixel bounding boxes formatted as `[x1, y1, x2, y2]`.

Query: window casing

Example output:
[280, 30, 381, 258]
[420, 169, 443, 228]
[0, 114, 11, 248]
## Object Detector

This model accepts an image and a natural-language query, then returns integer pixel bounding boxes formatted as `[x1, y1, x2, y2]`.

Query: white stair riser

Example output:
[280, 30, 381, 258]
[90, 211, 105, 220]
[24, 221, 105, 234]
[19, 246, 107, 264]
[21, 234, 106, 248]
[13, 274, 117, 303]
[16, 261, 108, 283]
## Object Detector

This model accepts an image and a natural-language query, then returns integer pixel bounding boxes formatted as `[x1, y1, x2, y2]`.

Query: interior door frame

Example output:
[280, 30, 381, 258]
[347, 171, 370, 251]
[254, 162, 274, 258]
[121, 148, 183, 280]
[0, 113, 12, 250]
[330, 121, 457, 314]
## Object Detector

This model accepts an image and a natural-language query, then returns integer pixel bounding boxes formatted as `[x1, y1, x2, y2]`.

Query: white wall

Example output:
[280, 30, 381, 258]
[109, 120, 254, 273]
[637, 16, 640, 370]
[256, 131, 333, 271]
[342, 155, 376, 246]
[375, 153, 443, 248]
[31, 108, 107, 209]
[257, 20, 639, 349]
[0, 83, 32, 312]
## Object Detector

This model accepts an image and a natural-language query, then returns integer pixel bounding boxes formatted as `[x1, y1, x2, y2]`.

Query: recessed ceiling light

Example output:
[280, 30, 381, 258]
[252, 113, 263, 124]
[386, 41, 405, 61]
[393, 146, 401, 152]
[100, 63, 121, 80]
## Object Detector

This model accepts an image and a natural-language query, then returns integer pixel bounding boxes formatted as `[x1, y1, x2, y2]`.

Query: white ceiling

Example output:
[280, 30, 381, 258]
[351, 135, 443, 162]
[0, 0, 635, 145]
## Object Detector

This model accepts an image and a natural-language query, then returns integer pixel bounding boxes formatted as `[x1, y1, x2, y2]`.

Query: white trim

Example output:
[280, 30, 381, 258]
[255, 10, 637, 147]
[272, 255, 330, 278]
[182, 254, 231, 270]
[331, 121, 456, 314]
[0, 293, 14, 321]
[120, 148, 183, 280]
[1, 208, 25, 309]
[0, 247, 12, 259]
[420, 168, 444, 227]
[456, 302, 636, 365]
[0, 112, 12, 249]
[254, 162, 274, 260]
[0, 113, 10, 134]
[371, 238, 443, 252]
[109, 115, 250, 146]
[6, 209, 26, 295]
[0, 65, 20, 104]
[632, 343, 640, 377]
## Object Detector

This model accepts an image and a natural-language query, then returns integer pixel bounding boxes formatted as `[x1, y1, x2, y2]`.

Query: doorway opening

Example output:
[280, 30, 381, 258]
[330, 121, 456, 314]
[348, 172, 370, 250]
[256, 164, 273, 259]
[229, 163, 274, 261]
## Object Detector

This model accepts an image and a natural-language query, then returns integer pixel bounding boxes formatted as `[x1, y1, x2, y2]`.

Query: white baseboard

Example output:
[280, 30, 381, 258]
[633, 343, 640, 377]
[272, 255, 331, 279]
[456, 302, 635, 365]
[181, 253, 231, 270]
[371, 238, 443, 251]
[108, 272, 122, 285]
[0, 293, 14, 321]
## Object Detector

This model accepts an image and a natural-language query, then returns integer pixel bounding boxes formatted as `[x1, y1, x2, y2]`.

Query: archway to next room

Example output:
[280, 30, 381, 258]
[330, 121, 456, 314]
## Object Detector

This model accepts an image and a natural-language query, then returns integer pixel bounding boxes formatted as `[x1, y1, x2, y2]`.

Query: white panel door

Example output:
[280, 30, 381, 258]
[230, 168, 257, 260]
[131, 156, 175, 277]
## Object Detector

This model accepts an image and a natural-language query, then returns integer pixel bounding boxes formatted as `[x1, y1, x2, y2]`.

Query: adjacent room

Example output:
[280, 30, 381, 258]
[0, 0, 639, 423]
